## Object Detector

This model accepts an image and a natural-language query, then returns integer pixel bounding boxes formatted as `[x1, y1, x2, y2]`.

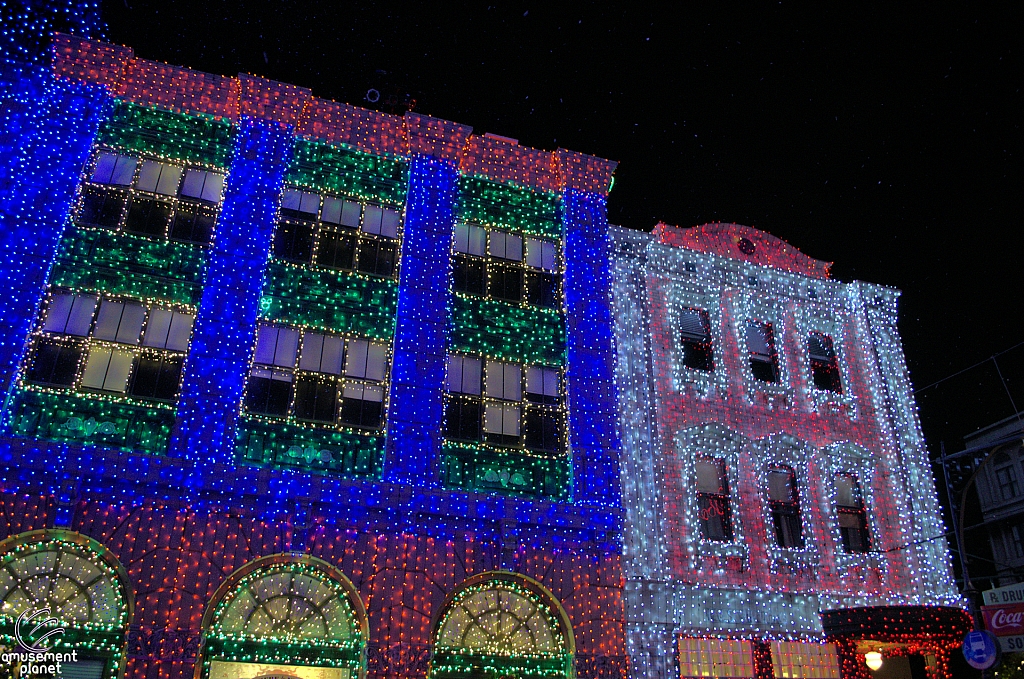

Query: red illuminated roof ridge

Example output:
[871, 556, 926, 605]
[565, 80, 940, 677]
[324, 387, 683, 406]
[652, 221, 832, 279]
[50, 33, 617, 195]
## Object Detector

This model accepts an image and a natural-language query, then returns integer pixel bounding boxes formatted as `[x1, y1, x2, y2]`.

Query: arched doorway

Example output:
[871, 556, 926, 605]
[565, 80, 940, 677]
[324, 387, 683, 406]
[0, 529, 134, 679]
[429, 571, 575, 679]
[197, 554, 367, 679]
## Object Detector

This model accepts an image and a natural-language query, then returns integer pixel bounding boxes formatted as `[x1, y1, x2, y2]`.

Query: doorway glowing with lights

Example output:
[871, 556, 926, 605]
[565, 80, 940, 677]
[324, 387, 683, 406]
[197, 554, 368, 679]
[428, 571, 575, 679]
[0, 530, 134, 679]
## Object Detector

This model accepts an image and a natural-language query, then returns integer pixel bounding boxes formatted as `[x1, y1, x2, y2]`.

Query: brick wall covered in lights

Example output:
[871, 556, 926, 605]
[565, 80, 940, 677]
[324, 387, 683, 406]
[0, 33, 625, 679]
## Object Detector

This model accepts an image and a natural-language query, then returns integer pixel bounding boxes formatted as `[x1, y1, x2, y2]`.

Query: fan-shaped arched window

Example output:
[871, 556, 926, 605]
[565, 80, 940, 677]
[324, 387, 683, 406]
[0, 530, 133, 679]
[200, 555, 367, 679]
[430, 572, 574, 679]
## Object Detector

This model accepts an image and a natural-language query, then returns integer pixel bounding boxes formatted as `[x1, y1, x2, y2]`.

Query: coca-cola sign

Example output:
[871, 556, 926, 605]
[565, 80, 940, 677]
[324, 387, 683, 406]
[982, 603, 1024, 636]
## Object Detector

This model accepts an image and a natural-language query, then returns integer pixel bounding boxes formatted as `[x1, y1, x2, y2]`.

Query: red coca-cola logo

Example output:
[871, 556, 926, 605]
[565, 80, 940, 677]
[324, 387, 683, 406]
[983, 604, 1024, 635]
[991, 609, 1024, 631]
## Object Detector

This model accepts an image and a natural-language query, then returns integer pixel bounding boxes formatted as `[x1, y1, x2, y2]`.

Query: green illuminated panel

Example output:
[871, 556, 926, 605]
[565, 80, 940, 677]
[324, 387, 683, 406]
[201, 638, 361, 678]
[259, 262, 397, 339]
[450, 295, 565, 364]
[288, 139, 408, 206]
[236, 417, 384, 478]
[430, 653, 570, 679]
[441, 443, 570, 500]
[457, 176, 561, 239]
[50, 226, 206, 305]
[8, 388, 175, 455]
[96, 99, 235, 167]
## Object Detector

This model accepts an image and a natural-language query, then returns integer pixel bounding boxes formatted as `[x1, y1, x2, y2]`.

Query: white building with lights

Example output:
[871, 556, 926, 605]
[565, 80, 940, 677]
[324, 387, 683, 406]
[609, 222, 967, 679]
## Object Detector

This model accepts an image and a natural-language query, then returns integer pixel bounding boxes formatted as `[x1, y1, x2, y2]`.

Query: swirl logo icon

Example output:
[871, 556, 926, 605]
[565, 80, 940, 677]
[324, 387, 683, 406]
[15, 608, 65, 653]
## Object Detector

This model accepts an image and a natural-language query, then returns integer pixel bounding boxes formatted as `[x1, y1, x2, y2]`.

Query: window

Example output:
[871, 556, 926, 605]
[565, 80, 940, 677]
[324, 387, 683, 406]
[452, 224, 561, 309]
[23, 292, 194, 402]
[243, 324, 389, 429]
[746, 320, 780, 383]
[696, 458, 733, 541]
[807, 332, 842, 393]
[770, 642, 841, 679]
[995, 458, 1019, 501]
[678, 307, 714, 371]
[1010, 524, 1024, 560]
[444, 354, 563, 453]
[767, 466, 803, 549]
[483, 360, 522, 445]
[836, 474, 871, 553]
[77, 150, 225, 245]
[274, 187, 401, 278]
[678, 638, 753, 679]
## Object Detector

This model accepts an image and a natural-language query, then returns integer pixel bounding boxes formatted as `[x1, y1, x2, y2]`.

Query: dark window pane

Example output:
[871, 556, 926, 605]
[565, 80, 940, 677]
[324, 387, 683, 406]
[124, 196, 172, 238]
[245, 374, 293, 416]
[357, 238, 397, 277]
[316, 229, 356, 271]
[750, 358, 779, 383]
[525, 271, 560, 308]
[170, 202, 216, 245]
[772, 509, 804, 548]
[78, 187, 124, 228]
[340, 395, 383, 428]
[445, 398, 481, 442]
[26, 340, 82, 387]
[129, 354, 183, 401]
[839, 511, 871, 553]
[682, 340, 714, 371]
[489, 263, 523, 302]
[811, 360, 843, 392]
[747, 320, 780, 383]
[679, 308, 714, 371]
[273, 220, 315, 263]
[525, 407, 562, 452]
[453, 254, 486, 295]
[698, 495, 733, 541]
[808, 333, 842, 392]
[294, 377, 338, 423]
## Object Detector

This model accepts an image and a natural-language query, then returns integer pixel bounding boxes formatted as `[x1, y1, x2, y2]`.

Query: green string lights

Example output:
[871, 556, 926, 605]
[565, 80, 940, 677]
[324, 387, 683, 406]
[288, 138, 408, 206]
[0, 532, 132, 679]
[201, 559, 365, 679]
[51, 226, 206, 306]
[235, 416, 384, 478]
[442, 442, 569, 500]
[449, 295, 565, 365]
[457, 176, 561, 239]
[95, 100, 234, 167]
[258, 262, 398, 339]
[7, 388, 176, 455]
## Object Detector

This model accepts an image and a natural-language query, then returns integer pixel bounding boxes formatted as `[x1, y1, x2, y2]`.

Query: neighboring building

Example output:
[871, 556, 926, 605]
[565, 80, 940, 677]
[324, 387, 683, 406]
[964, 413, 1024, 587]
[0, 34, 625, 679]
[609, 223, 969, 679]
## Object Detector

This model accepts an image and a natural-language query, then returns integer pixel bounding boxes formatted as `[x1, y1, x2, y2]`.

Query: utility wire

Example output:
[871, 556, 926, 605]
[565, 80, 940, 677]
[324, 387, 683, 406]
[914, 340, 1024, 394]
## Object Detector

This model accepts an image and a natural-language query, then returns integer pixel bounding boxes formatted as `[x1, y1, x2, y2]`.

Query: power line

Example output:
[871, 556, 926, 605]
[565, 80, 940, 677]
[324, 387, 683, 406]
[914, 340, 1024, 394]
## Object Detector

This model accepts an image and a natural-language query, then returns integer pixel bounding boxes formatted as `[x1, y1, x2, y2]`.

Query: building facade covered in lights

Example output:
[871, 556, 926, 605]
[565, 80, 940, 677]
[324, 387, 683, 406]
[609, 223, 971, 678]
[0, 33, 626, 679]
[0, 24, 973, 679]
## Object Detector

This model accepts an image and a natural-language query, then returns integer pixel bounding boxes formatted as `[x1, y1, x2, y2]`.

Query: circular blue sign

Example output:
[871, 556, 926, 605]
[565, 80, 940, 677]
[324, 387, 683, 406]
[963, 630, 999, 670]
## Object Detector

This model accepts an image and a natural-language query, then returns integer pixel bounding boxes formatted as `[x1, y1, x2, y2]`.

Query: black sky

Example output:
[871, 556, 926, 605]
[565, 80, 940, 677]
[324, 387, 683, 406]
[101, 2, 1024, 455]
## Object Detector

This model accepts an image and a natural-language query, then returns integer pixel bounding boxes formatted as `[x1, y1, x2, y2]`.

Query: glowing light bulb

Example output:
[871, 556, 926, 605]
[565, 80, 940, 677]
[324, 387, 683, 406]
[865, 651, 883, 671]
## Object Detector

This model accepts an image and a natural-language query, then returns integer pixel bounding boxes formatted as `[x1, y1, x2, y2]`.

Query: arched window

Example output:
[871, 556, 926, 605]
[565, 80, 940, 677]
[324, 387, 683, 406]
[200, 554, 367, 679]
[0, 530, 133, 679]
[430, 571, 575, 679]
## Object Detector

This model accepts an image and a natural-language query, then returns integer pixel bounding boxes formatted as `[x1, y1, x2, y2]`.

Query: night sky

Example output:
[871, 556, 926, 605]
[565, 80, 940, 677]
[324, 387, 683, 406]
[100, 2, 1023, 456]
